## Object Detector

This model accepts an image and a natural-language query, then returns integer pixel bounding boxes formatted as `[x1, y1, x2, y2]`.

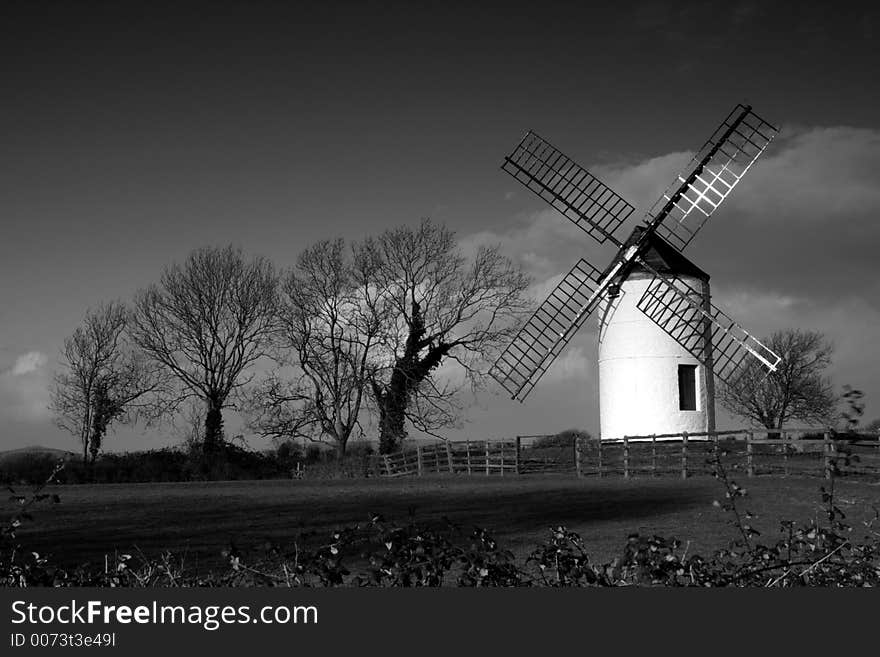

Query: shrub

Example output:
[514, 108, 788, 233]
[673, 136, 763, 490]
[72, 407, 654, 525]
[276, 440, 303, 464]
[0, 443, 300, 485]
[531, 429, 590, 450]
[304, 444, 323, 463]
[0, 454, 62, 486]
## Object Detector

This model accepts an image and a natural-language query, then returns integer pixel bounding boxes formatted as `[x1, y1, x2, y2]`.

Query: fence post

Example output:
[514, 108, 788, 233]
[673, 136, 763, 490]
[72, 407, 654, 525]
[574, 435, 582, 478]
[383, 454, 392, 477]
[782, 429, 789, 477]
[417, 445, 423, 476]
[623, 436, 630, 479]
[747, 431, 754, 477]
[823, 431, 831, 480]
[681, 432, 689, 479]
[485, 440, 490, 476]
[651, 435, 657, 476]
[466, 440, 472, 475]
[515, 436, 521, 476]
[597, 438, 603, 478]
[445, 441, 454, 474]
[830, 436, 838, 477]
[712, 432, 719, 477]
[500, 441, 505, 477]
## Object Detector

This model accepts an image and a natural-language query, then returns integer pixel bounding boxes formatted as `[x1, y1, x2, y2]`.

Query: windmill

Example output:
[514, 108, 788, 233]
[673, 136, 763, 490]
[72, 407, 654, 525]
[490, 104, 782, 440]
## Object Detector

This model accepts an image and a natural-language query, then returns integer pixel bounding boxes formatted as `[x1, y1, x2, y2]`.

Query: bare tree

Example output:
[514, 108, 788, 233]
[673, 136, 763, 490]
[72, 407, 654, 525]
[361, 219, 531, 453]
[719, 329, 838, 431]
[129, 245, 279, 458]
[245, 239, 385, 459]
[49, 301, 167, 464]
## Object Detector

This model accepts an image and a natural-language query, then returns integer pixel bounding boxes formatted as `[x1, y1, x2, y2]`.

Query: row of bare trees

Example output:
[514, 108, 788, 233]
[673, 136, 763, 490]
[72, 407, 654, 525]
[49, 220, 532, 464]
[249, 221, 530, 456]
[49, 218, 855, 470]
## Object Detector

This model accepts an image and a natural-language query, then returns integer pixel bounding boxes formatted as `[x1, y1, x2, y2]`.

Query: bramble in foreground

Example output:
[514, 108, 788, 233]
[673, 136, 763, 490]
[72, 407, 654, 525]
[2, 452, 879, 587]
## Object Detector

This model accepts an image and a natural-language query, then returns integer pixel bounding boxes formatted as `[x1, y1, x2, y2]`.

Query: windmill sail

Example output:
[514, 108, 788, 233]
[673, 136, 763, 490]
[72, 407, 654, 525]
[490, 258, 605, 401]
[647, 105, 778, 252]
[636, 266, 781, 386]
[492, 104, 780, 407]
[502, 131, 634, 246]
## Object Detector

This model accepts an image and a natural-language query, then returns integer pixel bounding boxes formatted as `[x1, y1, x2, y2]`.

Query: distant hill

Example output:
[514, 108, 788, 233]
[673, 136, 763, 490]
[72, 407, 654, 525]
[0, 445, 78, 464]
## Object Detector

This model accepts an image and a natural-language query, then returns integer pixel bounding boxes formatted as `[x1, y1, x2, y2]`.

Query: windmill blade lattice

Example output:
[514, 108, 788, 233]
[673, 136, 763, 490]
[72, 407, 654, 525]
[490, 258, 606, 401]
[491, 103, 780, 406]
[636, 266, 781, 386]
[648, 105, 778, 252]
[502, 131, 634, 246]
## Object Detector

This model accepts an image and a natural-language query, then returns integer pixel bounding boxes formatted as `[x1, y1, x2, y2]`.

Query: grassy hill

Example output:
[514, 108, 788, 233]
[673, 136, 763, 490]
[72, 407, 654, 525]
[0, 445, 77, 464]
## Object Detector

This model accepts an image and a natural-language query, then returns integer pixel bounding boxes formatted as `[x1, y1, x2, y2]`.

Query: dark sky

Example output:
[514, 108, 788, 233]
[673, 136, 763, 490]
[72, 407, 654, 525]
[2, 1, 878, 451]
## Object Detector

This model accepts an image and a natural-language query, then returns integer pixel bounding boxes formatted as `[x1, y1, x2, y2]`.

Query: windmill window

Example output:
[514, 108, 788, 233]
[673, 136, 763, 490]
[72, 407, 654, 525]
[678, 364, 698, 411]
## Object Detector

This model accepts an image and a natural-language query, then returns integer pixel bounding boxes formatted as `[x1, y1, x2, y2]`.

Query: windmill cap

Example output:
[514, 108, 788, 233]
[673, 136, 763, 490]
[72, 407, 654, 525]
[607, 225, 711, 282]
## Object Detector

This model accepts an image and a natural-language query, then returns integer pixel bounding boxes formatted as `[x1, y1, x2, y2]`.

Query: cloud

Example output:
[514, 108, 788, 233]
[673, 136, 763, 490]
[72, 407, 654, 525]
[471, 123, 880, 306]
[461, 124, 880, 426]
[734, 126, 880, 218]
[712, 288, 809, 331]
[593, 151, 693, 212]
[459, 208, 608, 289]
[540, 342, 593, 385]
[1, 350, 52, 422]
[676, 126, 880, 306]
[10, 351, 48, 376]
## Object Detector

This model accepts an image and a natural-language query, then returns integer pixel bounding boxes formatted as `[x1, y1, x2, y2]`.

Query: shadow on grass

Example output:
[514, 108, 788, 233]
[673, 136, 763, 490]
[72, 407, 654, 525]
[15, 476, 718, 570]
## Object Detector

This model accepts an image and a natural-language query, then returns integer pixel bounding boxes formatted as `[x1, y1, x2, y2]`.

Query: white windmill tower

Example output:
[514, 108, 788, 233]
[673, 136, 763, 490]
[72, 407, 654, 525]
[490, 104, 782, 440]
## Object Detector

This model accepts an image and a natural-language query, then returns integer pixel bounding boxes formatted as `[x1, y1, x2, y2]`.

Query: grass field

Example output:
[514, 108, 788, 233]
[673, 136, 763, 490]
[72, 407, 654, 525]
[11, 473, 880, 575]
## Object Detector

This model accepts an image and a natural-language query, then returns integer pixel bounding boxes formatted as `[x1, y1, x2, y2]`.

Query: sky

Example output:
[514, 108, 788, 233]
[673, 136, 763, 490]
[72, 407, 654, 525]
[1, 1, 878, 453]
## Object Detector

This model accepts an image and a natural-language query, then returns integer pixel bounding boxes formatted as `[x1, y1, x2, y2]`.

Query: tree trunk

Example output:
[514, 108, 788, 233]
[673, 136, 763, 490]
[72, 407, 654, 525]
[204, 398, 224, 457]
[87, 383, 117, 468]
[379, 400, 407, 454]
[373, 301, 455, 454]
[332, 419, 350, 461]
[81, 408, 90, 464]
[89, 395, 106, 467]
[88, 428, 103, 466]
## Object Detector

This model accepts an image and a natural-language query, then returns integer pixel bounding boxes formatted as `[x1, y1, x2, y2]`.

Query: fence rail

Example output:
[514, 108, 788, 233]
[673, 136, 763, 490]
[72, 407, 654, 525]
[576, 429, 880, 480]
[376, 440, 520, 477]
[375, 429, 880, 480]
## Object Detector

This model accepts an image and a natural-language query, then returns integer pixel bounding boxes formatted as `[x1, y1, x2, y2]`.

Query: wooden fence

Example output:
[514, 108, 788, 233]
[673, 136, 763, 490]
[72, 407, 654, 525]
[376, 440, 519, 477]
[375, 429, 880, 480]
[574, 429, 880, 480]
